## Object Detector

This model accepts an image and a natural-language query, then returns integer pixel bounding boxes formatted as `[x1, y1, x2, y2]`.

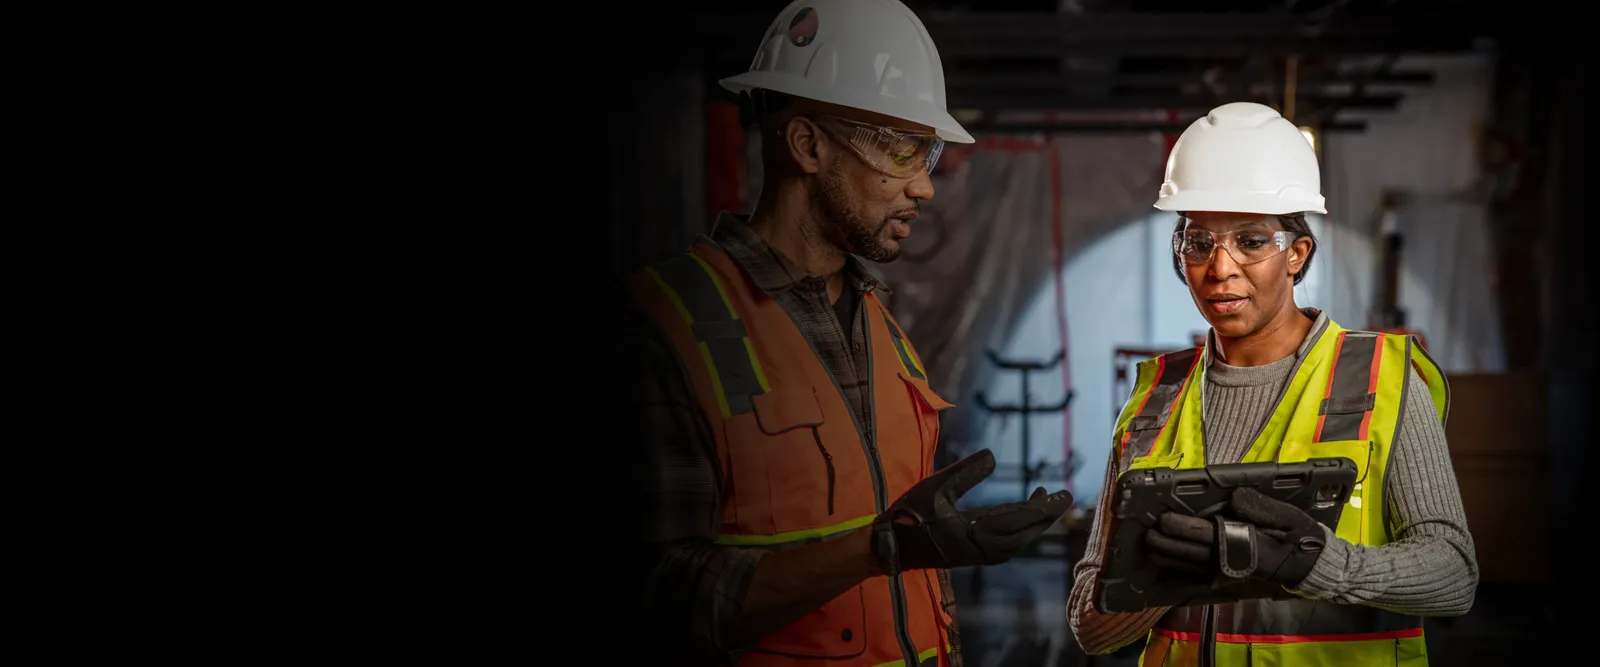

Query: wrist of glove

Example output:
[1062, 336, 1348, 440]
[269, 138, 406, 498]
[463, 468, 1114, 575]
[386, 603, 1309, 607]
[871, 449, 1073, 575]
[1143, 487, 1328, 588]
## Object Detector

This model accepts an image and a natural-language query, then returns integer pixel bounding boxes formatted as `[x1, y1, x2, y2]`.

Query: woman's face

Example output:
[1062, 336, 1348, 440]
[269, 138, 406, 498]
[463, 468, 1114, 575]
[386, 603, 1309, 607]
[1178, 212, 1312, 339]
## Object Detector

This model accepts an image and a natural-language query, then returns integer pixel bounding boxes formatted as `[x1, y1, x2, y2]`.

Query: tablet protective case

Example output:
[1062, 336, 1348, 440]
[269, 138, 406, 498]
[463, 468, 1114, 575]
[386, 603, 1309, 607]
[1096, 457, 1358, 613]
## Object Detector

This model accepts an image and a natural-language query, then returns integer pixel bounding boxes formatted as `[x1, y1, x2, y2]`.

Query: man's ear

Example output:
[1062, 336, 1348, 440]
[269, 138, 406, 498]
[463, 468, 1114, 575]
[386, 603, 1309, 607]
[784, 116, 824, 175]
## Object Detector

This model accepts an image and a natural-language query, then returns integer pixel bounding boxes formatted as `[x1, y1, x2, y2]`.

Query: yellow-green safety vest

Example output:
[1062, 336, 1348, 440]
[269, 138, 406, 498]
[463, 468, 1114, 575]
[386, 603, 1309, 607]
[1110, 318, 1449, 666]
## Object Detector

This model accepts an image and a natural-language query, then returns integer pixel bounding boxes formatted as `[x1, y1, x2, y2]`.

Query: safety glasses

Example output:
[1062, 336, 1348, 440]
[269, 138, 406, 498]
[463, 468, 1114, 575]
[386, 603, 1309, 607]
[810, 115, 944, 179]
[1172, 228, 1298, 266]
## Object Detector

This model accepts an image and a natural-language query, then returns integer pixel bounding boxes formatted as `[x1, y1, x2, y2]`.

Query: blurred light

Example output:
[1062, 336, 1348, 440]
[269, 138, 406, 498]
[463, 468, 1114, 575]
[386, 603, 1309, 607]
[1299, 126, 1317, 151]
[952, 108, 984, 124]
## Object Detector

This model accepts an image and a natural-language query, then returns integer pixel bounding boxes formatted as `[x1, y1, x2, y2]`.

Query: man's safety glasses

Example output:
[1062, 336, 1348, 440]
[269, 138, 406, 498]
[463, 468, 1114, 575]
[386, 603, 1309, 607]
[810, 115, 944, 179]
[1172, 228, 1298, 266]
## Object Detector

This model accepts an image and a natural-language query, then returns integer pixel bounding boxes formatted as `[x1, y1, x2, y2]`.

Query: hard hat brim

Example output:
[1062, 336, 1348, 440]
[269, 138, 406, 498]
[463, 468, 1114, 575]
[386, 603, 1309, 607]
[1153, 190, 1327, 216]
[720, 71, 976, 144]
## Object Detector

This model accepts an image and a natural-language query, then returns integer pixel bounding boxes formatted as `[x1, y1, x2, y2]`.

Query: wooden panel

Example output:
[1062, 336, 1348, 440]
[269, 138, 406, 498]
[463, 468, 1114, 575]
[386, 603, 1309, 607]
[1441, 372, 1551, 584]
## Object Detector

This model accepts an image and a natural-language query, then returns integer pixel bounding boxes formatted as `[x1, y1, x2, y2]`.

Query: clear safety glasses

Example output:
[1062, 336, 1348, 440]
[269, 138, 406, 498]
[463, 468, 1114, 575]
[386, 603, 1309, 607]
[811, 115, 944, 179]
[1172, 228, 1298, 266]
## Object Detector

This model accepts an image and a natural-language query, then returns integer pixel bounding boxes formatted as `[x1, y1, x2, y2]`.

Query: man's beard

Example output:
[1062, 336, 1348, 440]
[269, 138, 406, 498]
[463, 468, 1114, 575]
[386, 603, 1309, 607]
[812, 165, 901, 264]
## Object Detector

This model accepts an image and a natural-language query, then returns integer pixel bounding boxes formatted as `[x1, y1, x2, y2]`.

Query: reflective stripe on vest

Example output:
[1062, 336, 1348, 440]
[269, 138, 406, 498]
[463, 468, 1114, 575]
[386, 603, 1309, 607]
[715, 513, 876, 551]
[1115, 346, 1201, 461]
[871, 645, 949, 667]
[644, 252, 771, 418]
[1111, 320, 1449, 666]
[628, 240, 955, 667]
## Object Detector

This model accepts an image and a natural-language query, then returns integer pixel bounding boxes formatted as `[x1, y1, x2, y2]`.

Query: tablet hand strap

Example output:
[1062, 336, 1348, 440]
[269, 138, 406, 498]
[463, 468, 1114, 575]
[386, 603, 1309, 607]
[1215, 517, 1258, 579]
[1226, 487, 1328, 587]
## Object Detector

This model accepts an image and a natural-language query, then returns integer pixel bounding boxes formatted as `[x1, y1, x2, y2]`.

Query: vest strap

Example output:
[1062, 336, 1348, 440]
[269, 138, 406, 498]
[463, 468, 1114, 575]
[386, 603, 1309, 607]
[1127, 413, 1169, 432]
[1316, 332, 1383, 442]
[1320, 393, 1377, 415]
[1121, 348, 1201, 459]
[645, 252, 770, 417]
[880, 309, 926, 381]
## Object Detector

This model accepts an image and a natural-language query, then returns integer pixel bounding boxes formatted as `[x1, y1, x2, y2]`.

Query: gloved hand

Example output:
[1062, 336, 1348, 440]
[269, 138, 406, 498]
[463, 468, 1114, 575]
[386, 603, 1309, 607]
[1143, 487, 1328, 587]
[871, 448, 1073, 575]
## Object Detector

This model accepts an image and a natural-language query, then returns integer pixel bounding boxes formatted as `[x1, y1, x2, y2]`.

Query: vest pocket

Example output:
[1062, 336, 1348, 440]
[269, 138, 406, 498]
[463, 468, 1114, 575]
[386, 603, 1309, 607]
[1277, 439, 1372, 483]
[900, 373, 953, 478]
[1394, 635, 1428, 666]
[750, 583, 869, 659]
[1128, 452, 1184, 471]
[721, 386, 834, 535]
[1277, 439, 1372, 544]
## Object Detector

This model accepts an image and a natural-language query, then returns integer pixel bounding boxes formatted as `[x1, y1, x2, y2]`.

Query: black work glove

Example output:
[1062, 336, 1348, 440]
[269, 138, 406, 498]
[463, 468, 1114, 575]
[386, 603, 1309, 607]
[1143, 487, 1328, 587]
[871, 448, 1073, 575]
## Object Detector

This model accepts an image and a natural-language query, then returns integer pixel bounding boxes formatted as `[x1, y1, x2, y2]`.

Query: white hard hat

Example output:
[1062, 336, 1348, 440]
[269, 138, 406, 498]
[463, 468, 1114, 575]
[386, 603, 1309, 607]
[1154, 102, 1326, 215]
[719, 0, 975, 144]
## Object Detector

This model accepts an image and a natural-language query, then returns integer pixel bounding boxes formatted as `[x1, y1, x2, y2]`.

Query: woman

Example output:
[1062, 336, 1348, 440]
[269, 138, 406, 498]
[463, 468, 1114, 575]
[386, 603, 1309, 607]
[1066, 102, 1478, 666]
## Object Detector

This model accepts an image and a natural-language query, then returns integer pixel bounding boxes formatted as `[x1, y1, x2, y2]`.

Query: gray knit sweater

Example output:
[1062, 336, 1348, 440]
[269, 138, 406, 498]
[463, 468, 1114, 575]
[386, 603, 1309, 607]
[1067, 310, 1480, 654]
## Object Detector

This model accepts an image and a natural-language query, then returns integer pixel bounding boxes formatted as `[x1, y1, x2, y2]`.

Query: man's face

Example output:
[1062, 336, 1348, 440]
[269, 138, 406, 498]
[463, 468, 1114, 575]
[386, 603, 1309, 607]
[806, 112, 938, 263]
[1178, 212, 1310, 338]
[810, 155, 931, 263]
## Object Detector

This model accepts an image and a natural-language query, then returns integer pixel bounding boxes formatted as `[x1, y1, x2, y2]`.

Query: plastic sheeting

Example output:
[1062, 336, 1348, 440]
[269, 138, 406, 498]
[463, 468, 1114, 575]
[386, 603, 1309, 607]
[872, 135, 1168, 505]
[1321, 54, 1506, 373]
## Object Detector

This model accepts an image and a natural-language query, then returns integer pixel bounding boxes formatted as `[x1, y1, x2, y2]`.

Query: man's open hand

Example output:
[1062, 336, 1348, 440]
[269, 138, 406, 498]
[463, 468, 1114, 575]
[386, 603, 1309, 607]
[872, 449, 1073, 574]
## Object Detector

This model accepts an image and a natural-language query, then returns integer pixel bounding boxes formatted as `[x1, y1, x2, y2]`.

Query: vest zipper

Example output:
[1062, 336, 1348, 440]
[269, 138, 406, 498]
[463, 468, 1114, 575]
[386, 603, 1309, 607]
[1199, 603, 1216, 667]
[859, 304, 921, 667]
[799, 294, 920, 667]
[811, 430, 836, 515]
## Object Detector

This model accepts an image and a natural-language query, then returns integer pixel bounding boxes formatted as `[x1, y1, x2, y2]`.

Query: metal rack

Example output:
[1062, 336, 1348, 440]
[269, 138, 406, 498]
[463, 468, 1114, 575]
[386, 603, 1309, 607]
[974, 348, 1074, 501]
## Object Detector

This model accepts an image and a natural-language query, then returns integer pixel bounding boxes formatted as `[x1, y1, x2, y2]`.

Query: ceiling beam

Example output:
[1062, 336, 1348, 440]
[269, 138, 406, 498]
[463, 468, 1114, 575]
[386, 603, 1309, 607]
[959, 120, 1368, 135]
[1303, 53, 1402, 127]
[716, 37, 1478, 60]
[710, 66, 1437, 90]
[701, 10, 1493, 58]
[706, 9, 1497, 40]
[944, 92, 1401, 112]
[941, 69, 1435, 90]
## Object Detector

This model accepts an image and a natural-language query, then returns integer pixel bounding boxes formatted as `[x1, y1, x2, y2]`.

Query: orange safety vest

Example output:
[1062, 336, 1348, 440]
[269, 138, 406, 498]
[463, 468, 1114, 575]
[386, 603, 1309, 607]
[1109, 319, 1450, 666]
[626, 238, 957, 667]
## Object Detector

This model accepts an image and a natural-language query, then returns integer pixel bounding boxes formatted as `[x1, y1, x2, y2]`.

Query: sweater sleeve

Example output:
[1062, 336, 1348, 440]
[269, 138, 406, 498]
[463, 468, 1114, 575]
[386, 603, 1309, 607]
[1067, 448, 1171, 654]
[1289, 369, 1480, 616]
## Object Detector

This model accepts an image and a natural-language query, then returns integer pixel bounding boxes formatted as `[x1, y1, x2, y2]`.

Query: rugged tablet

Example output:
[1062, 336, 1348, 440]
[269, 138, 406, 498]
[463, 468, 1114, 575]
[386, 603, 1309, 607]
[1096, 457, 1359, 613]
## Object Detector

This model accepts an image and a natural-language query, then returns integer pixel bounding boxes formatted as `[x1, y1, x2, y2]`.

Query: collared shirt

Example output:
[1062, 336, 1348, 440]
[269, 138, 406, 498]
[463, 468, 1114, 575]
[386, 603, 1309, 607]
[710, 213, 885, 431]
[622, 212, 963, 665]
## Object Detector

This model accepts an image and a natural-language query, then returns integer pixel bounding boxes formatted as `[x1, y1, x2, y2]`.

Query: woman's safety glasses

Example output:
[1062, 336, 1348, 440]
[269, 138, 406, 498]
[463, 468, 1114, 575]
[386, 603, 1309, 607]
[811, 115, 944, 179]
[1172, 228, 1297, 266]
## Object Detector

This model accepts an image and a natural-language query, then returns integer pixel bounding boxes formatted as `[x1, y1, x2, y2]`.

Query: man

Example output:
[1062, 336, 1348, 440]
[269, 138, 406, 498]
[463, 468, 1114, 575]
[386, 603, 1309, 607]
[1067, 102, 1478, 665]
[616, 2, 1073, 666]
